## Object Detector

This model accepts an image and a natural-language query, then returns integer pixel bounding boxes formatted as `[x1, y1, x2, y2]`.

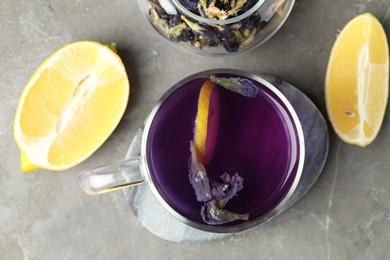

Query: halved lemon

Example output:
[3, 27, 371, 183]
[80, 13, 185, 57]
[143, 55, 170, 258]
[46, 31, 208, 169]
[325, 13, 389, 147]
[14, 41, 130, 172]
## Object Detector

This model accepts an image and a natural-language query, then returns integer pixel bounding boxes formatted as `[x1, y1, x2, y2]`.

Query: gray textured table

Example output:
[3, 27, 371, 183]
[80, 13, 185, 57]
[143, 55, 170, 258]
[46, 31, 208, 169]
[1, 1, 389, 259]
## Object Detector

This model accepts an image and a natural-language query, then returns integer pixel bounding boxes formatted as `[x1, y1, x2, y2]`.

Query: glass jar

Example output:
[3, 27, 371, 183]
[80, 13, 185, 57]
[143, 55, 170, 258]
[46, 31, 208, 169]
[138, 0, 295, 56]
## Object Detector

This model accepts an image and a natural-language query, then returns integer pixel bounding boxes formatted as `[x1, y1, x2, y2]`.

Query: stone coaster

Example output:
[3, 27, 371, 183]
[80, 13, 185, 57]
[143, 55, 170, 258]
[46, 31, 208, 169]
[260, 74, 329, 212]
[124, 75, 329, 242]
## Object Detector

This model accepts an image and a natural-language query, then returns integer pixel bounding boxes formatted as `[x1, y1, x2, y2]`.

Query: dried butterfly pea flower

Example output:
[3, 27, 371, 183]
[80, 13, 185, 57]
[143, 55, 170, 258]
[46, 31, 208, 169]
[148, 0, 280, 52]
[180, 0, 199, 11]
[181, 15, 206, 33]
[208, 6, 229, 20]
[201, 200, 249, 225]
[199, 27, 220, 45]
[149, 1, 170, 35]
[168, 22, 187, 38]
[210, 172, 244, 208]
[210, 75, 259, 97]
[178, 0, 258, 19]
[150, 0, 170, 19]
[188, 142, 212, 202]
[188, 142, 249, 225]
[168, 14, 182, 27]
[227, 0, 248, 16]
[177, 27, 195, 42]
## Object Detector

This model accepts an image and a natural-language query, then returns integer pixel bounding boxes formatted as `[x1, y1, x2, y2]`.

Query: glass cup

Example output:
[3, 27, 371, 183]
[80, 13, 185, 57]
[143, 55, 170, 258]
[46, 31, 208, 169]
[137, 0, 295, 56]
[79, 69, 305, 233]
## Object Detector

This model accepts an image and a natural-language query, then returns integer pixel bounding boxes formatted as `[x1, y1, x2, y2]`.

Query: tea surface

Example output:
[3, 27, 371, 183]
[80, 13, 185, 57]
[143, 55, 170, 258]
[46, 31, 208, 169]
[147, 75, 300, 224]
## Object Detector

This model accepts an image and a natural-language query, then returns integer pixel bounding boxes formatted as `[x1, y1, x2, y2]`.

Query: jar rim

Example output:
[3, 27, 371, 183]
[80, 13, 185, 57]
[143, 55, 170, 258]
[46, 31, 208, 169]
[170, 0, 266, 25]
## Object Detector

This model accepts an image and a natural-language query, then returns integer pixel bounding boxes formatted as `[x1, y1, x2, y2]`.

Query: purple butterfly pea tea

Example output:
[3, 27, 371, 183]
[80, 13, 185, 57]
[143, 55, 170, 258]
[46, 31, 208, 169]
[146, 74, 301, 226]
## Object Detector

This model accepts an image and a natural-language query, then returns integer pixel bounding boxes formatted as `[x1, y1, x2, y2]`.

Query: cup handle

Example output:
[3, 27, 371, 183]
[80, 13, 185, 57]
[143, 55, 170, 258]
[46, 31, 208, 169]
[79, 156, 144, 195]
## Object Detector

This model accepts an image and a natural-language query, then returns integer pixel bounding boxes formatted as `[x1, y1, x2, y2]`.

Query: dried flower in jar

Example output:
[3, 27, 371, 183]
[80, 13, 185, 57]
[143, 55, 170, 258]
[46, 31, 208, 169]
[148, 0, 285, 52]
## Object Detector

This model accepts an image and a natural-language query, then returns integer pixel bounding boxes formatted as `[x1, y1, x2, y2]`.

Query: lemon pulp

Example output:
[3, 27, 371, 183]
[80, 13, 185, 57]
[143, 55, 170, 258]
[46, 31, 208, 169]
[14, 41, 130, 172]
[325, 13, 389, 147]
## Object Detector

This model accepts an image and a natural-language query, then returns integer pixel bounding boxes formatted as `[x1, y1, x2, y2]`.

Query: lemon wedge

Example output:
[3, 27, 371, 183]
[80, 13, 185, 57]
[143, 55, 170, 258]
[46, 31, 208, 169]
[14, 41, 130, 172]
[325, 13, 389, 147]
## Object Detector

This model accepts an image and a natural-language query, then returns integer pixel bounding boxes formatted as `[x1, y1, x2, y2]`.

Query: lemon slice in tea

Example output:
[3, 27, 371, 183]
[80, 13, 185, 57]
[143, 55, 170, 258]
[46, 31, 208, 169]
[325, 13, 389, 147]
[14, 41, 130, 172]
[194, 80, 220, 165]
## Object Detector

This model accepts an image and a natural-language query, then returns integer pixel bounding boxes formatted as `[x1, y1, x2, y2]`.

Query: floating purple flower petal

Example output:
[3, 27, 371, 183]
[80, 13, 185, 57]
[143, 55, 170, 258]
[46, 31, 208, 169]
[210, 75, 259, 97]
[201, 200, 249, 225]
[210, 172, 244, 208]
[188, 142, 212, 202]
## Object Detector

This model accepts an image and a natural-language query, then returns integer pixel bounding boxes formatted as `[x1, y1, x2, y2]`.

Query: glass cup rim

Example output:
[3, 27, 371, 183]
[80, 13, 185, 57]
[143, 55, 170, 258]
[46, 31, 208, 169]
[139, 69, 305, 233]
[170, 0, 266, 25]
